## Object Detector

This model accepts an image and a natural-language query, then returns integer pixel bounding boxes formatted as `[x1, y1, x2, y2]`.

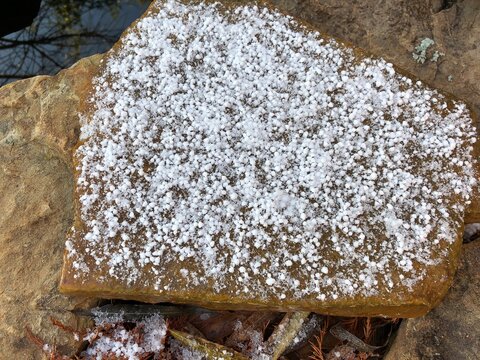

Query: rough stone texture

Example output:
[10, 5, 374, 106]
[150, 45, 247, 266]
[270, 0, 480, 115]
[1, 2, 479, 357]
[60, 0, 476, 318]
[268, 0, 480, 222]
[385, 240, 480, 360]
[0, 55, 102, 359]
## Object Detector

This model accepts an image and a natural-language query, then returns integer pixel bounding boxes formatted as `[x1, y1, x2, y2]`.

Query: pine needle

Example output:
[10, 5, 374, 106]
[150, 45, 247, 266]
[363, 318, 373, 344]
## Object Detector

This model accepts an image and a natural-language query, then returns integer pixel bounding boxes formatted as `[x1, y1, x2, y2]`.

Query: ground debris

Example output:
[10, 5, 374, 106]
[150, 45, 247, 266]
[74, 303, 216, 322]
[27, 305, 401, 359]
[329, 323, 381, 353]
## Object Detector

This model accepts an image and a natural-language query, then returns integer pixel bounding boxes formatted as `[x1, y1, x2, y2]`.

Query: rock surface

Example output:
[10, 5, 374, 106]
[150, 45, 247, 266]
[269, 0, 480, 222]
[60, 0, 476, 318]
[1, 1, 480, 356]
[0, 55, 101, 358]
[270, 0, 480, 116]
[385, 240, 480, 360]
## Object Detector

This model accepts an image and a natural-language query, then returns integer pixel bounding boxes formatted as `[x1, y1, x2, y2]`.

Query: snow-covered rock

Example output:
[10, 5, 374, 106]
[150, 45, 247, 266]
[57, 0, 478, 317]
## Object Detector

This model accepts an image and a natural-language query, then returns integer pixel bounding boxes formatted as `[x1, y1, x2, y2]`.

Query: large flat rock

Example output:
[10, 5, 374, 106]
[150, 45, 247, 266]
[0, 55, 101, 358]
[59, 0, 478, 317]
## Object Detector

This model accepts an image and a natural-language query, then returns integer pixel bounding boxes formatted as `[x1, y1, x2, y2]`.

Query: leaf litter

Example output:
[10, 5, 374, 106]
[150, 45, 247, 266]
[26, 303, 401, 359]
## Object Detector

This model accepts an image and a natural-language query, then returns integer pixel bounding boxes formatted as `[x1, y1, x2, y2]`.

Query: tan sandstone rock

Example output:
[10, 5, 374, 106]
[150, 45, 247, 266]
[384, 240, 480, 360]
[58, 0, 478, 318]
[0, 55, 101, 359]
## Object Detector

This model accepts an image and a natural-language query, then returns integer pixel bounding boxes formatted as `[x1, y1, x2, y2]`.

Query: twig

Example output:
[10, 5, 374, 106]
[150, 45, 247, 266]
[284, 313, 323, 354]
[169, 329, 248, 360]
[266, 311, 311, 360]
[329, 323, 381, 354]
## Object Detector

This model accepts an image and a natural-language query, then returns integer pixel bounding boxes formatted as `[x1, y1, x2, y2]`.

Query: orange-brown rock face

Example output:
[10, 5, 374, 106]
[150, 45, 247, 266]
[56, 0, 477, 318]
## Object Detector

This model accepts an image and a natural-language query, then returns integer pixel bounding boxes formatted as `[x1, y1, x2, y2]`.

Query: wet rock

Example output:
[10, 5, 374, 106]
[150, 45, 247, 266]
[59, 0, 477, 318]
[0, 55, 101, 358]
[385, 240, 480, 360]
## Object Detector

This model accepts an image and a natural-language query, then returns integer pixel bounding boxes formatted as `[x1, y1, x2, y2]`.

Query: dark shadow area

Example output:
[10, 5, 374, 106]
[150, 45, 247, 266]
[0, 1, 42, 37]
[29, 298, 403, 359]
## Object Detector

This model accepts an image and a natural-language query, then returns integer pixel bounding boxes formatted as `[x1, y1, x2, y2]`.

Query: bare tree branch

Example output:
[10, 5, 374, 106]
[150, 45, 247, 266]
[0, 0, 150, 84]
